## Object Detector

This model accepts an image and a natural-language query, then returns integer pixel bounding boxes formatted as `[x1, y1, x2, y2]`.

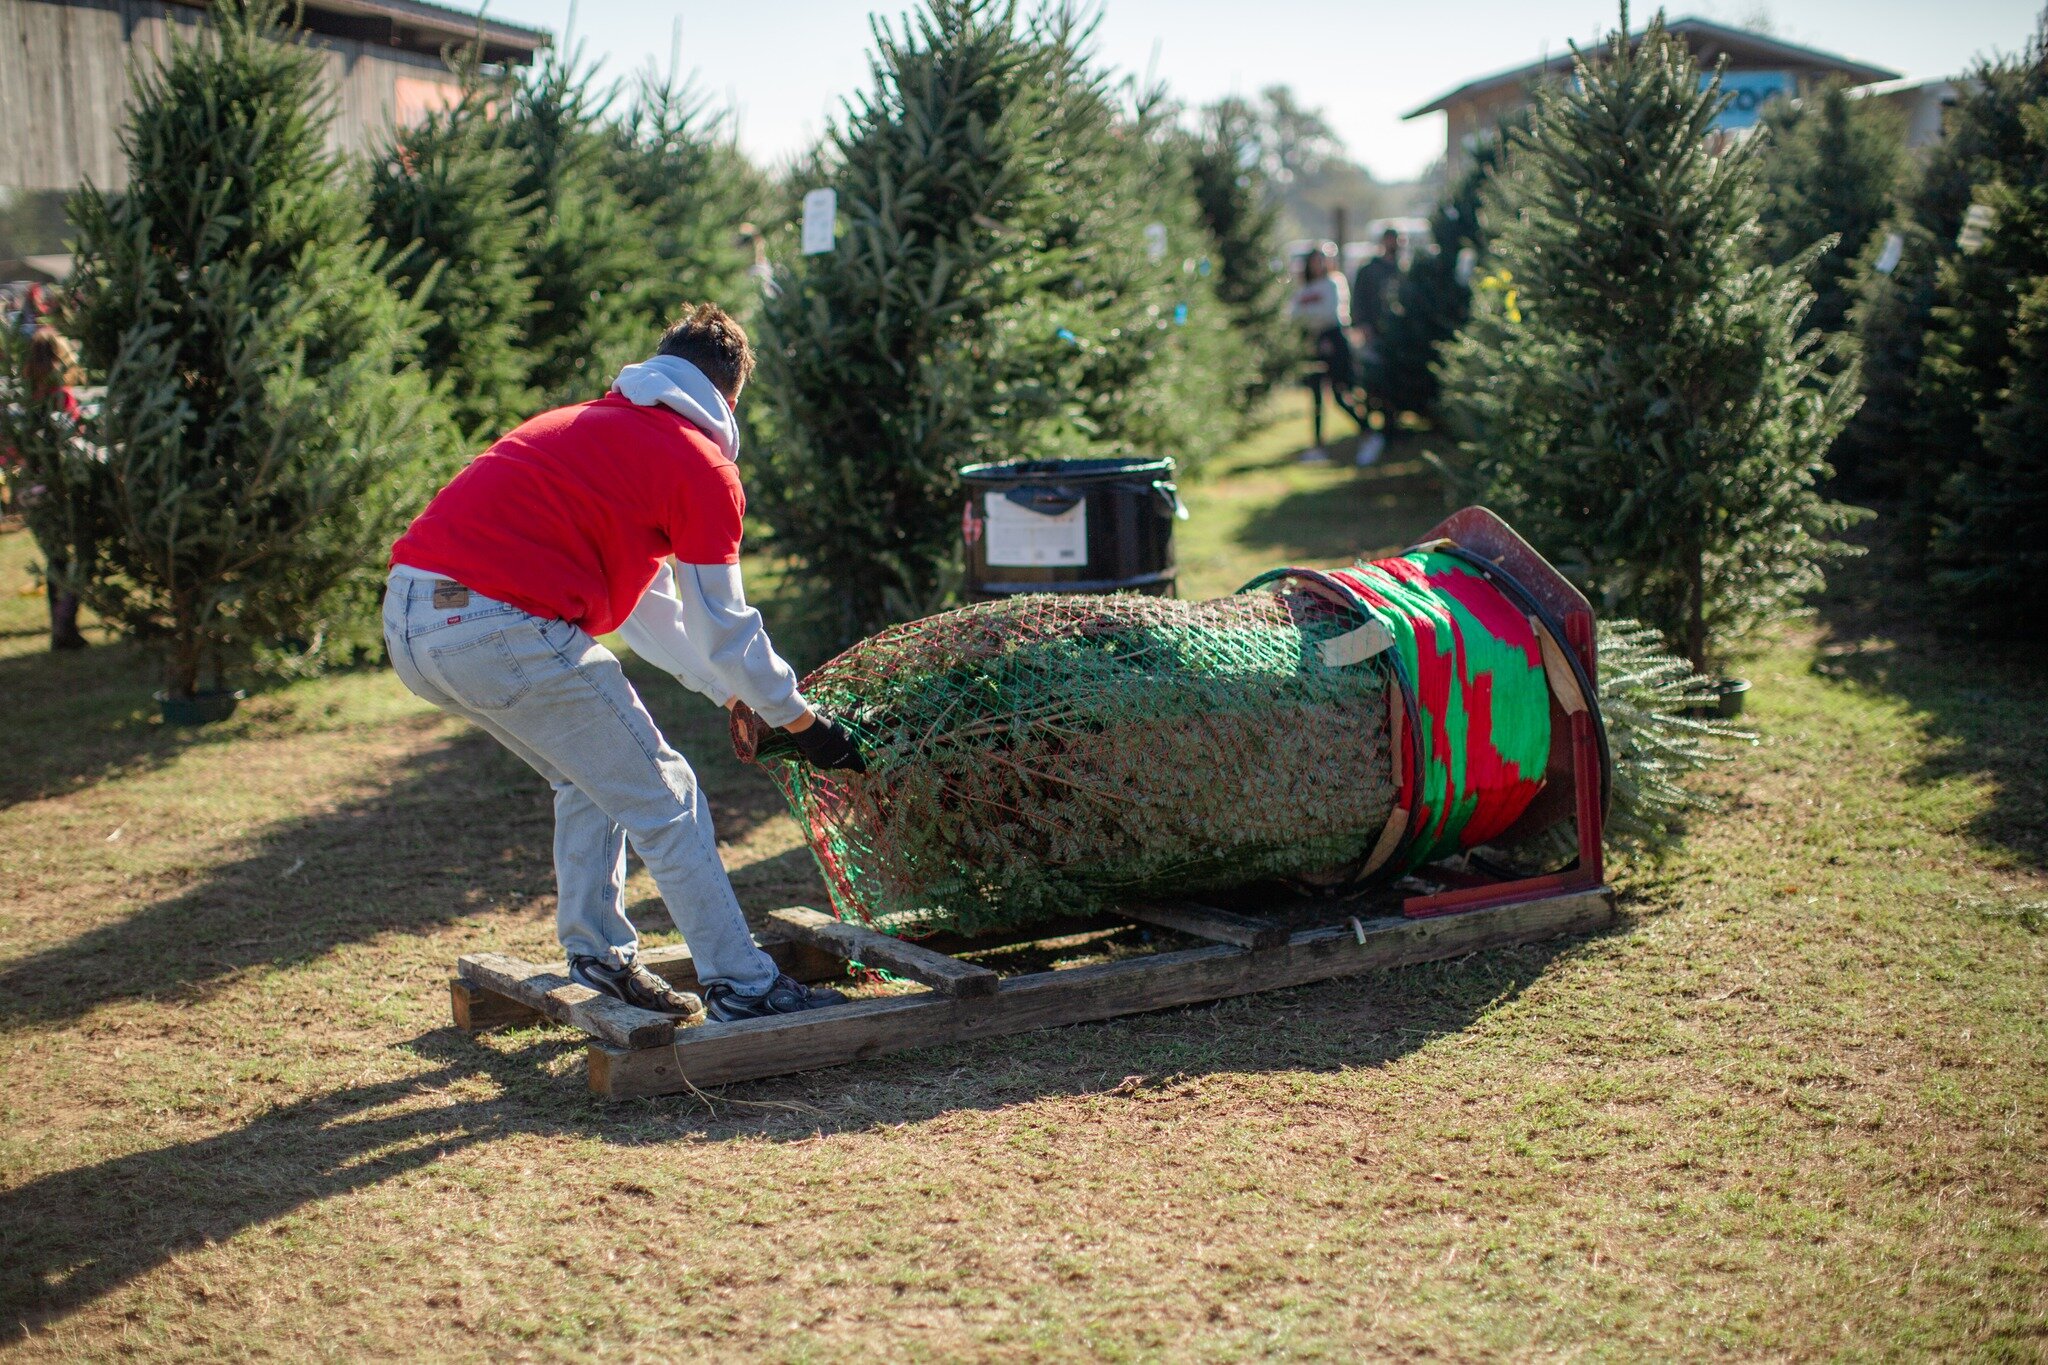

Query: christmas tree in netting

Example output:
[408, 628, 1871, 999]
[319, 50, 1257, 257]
[736, 533, 1737, 936]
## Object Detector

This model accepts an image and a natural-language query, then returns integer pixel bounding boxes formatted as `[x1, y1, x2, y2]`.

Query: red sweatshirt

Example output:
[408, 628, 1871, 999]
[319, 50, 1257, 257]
[390, 393, 745, 636]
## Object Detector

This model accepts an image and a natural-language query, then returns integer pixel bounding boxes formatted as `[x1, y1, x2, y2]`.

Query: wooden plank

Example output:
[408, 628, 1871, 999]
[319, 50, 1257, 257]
[527, 936, 845, 996]
[767, 907, 1000, 998]
[457, 952, 679, 1050]
[1123, 901, 1289, 950]
[449, 935, 842, 1041]
[589, 889, 1616, 1097]
[449, 977, 543, 1032]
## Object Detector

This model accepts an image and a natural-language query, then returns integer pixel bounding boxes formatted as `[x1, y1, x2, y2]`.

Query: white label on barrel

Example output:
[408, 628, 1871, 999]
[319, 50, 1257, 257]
[984, 494, 1088, 568]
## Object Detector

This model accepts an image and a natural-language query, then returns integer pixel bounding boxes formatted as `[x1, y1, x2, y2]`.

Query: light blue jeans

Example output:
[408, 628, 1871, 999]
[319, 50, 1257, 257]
[382, 570, 779, 992]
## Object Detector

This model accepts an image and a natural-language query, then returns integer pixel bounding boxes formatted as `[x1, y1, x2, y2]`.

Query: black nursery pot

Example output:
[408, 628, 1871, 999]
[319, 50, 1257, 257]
[1714, 677, 1751, 718]
[156, 689, 245, 726]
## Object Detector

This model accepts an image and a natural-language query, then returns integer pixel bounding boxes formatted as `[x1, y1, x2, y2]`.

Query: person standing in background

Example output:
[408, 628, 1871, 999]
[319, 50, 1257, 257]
[1347, 228, 1406, 468]
[18, 326, 91, 650]
[1352, 227, 1405, 350]
[1289, 246, 1367, 463]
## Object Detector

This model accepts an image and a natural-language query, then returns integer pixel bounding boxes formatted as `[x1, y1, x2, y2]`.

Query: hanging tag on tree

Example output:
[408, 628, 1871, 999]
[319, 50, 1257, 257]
[1957, 203, 1995, 254]
[801, 188, 837, 255]
[1144, 222, 1167, 263]
[1873, 232, 1904, 276]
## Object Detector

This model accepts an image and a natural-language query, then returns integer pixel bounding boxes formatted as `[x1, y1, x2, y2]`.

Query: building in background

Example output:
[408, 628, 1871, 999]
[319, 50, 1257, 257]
[0, 0, 547, 270]
[1864, 76, 1972, 153]
[1405, 16, 1900, 179]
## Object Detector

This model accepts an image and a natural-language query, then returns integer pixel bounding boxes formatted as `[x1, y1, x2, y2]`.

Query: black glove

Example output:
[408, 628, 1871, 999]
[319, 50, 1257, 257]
[789, 714, 867, 773]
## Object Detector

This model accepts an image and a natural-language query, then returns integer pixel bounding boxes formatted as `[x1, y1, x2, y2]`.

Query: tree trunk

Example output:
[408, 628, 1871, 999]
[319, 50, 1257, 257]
[49, 591, 86, 651]
[1684, 542, 1709, 675]
[167, 597, 203, 698]
[46, 555, 86, 650]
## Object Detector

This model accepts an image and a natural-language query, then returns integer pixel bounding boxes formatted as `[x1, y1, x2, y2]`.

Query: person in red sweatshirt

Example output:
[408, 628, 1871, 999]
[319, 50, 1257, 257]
[384, 304, 860, 1022]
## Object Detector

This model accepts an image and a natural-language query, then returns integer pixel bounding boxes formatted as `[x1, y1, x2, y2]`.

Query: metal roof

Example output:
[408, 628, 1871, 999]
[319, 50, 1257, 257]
[146, 0, 549, 63]
[1404, 17, 1901, 119]
[310, 0, 548, 53]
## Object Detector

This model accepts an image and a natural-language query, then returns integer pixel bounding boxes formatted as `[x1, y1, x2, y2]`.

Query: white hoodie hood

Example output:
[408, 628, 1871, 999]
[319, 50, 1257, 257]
[611, 354, 740, 462]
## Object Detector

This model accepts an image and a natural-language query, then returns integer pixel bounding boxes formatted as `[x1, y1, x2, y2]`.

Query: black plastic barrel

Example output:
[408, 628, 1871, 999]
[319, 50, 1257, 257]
[959, 456, 1185, 601]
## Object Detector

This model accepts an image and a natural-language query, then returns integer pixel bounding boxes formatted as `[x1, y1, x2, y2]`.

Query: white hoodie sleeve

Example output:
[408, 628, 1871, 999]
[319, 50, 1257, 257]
[615, 559, 810, 727]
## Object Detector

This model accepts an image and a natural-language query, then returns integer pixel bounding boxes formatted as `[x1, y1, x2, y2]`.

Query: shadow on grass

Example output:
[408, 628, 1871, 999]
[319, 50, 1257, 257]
[0, 636, 189, 809]
[0, 918, 1622, 1338]
[1811, 512, 2048, 870]
[0, 695, 799, 1031]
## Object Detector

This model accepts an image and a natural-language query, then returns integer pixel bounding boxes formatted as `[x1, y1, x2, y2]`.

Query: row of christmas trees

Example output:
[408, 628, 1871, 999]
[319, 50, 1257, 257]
[3, 0, 1290, 696]
[1381, 13, 2046, 651]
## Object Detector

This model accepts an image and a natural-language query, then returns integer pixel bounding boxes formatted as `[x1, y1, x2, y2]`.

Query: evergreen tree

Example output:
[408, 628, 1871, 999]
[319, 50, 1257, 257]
[755, 0, 1243, 643]
[64, 0, 451, 698]
[1177, 96, 1292, 398]
[502, 47, 660, 404]
[365, 72, 539, 440]
[1925, 97, 2048, 630]
[604, 75, 764, 321]
[1368, 131, 1507, 419]
[1438, 11, 1862, 672]
[1840, 31, 2046, 506]
[753, 0, 1070, 642]
[1757, 79, 1903, 337]
[1035, 78, 1249, 463]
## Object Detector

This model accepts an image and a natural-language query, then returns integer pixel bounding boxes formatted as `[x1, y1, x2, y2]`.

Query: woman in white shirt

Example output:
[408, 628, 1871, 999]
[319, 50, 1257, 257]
[1288, 246, 1369, 462]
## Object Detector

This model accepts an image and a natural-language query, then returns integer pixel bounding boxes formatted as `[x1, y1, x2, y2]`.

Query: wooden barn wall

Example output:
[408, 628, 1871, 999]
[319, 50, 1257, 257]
[0, 0, 461, 192]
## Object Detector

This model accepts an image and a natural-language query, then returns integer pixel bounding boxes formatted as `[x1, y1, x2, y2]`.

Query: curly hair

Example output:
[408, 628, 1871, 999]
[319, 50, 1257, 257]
[654, 303, 754, 402]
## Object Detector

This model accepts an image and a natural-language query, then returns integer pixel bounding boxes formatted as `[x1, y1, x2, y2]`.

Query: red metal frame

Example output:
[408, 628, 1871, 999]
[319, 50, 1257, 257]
[1401, 516, 1607, 919]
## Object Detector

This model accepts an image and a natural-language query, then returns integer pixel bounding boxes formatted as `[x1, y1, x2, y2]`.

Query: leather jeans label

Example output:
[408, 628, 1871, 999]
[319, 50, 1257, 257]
[432, 581, 471, 609]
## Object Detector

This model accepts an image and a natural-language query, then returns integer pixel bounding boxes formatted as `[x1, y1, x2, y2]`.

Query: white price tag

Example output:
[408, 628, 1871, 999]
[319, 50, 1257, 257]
[1144, 222, 1167, 263]
[801, 187, 837, 255]
[984, 494, 1088, 568]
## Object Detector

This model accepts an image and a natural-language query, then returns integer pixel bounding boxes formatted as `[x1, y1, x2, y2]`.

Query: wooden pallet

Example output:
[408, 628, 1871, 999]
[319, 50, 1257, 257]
[451, 887, 1615, 1100]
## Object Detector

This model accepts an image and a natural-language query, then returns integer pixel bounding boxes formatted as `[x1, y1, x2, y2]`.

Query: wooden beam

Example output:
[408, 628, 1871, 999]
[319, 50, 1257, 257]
[766, 907, 1000, 998]
[625, 936, 844, 994]
[457, 952, 679, 1050]
[449, 977, 543, 1032]
[588, 888, 1615, 1097]
[1123, 901, 1289, 950]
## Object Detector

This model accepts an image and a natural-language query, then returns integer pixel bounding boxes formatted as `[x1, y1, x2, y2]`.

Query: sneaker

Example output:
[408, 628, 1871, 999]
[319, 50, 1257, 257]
[703, 973, 849, 1022]
[568, 954, 704, 1019]
[1299, 446, 1331, 464]
[1356, 432, 1386, 467]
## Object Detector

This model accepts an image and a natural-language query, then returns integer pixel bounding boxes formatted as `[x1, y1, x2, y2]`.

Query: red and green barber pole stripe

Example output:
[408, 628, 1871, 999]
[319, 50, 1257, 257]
[1330, 551, 1551, 871]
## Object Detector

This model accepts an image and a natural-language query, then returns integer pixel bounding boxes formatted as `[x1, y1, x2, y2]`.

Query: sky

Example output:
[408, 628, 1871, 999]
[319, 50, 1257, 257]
[479, 0, 2039, 182]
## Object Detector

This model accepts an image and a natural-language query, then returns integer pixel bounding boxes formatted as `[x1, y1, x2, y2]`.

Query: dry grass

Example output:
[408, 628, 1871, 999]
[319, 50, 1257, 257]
[1, 396, 2044, 1360]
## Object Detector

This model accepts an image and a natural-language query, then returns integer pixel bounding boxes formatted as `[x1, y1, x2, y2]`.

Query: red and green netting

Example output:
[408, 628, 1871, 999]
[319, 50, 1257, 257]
[738, 550, 1555, 936]
[1321, 551, 1552, 873]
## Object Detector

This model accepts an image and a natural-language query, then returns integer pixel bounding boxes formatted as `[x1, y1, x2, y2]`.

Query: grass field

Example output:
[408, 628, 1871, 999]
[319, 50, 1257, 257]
[1, 398, 2043, 1360]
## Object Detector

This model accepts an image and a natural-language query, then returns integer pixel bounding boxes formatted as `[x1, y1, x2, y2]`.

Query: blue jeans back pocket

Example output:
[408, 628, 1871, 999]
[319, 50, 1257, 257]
[427, 629, 534, 711]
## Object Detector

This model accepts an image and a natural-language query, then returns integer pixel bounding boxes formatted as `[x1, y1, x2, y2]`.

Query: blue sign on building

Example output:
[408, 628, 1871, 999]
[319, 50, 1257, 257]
[1706, 70, 1793, 129]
